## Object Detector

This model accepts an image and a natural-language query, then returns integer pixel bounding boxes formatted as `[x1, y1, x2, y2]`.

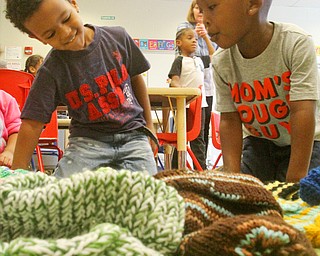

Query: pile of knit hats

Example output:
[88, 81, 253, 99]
[0, 166, 317, 255]
[154, 169, 316, 256]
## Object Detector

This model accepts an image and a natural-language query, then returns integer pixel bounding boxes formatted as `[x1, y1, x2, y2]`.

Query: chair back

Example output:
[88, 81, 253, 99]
[0, 69, 34, 110]
[211, 112, 221, 150]
[40, 110, 58, 139]
[186, 92, 202, 142]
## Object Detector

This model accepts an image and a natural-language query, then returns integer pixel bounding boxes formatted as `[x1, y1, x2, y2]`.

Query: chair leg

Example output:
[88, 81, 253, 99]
[212, 153, 222, 170]
[35, 145, 45, 173]
[187, 146, 203, 171]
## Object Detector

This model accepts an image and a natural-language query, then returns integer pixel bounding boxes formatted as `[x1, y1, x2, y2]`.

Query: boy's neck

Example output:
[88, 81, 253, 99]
[180, 51, 194, 58]
[238, 22, 274, 59]
[83, 26, 95, 48]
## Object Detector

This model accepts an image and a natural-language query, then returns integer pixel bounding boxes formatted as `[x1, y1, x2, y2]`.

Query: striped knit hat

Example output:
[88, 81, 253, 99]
[155, 169, 316, 256]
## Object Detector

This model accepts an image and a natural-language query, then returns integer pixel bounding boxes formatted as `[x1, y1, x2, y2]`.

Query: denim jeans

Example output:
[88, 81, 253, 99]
[54, 129, 157, 178]
[241, 136, 320, 182]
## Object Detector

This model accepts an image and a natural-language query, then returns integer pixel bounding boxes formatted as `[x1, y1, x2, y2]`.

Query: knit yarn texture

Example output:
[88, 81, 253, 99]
[0, 167, 29, 181]
[0, 167, 185, 255]
[155, 169, 316, 256]
[265, 180, 320, 250]
[300, 166, 320, 206]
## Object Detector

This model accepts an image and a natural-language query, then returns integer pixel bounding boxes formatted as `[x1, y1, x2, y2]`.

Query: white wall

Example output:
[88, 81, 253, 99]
[269, 5, 320, 44]
[1, 0, 320, 86]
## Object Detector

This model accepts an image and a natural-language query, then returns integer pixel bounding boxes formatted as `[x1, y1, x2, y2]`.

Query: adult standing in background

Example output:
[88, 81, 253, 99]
[176, 0, 216, 168]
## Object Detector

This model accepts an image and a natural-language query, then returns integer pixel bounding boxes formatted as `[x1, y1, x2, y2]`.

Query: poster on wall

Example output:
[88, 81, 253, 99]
[6, 60, 22, 70]
[5, 46, 22, 60]
[133, 39, 174, 51]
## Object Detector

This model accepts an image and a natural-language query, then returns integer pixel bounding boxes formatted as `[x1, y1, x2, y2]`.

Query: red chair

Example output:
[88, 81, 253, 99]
[156, 92, 203, 171]
[210, 112, 222, 169]
[35, 110, 64, 172]
[0, 69, 34, 111]
[0, 69, 62, 172]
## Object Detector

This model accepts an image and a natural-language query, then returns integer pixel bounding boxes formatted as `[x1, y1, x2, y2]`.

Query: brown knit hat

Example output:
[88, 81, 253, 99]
[179, 214, 316, 256]
[154, 169, 316, 256]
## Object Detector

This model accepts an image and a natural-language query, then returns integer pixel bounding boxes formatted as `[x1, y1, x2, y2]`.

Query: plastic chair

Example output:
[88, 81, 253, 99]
[156, 93, 203, 171]
[0, 69, 34, 111]
[210, 111, 222, 169]
[0, 69, 62, 173]
[35, 110, 64, 172]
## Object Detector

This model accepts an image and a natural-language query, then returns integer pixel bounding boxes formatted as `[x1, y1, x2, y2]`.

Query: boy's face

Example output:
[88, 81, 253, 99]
[24, 0, 87, 51]
[177, 30, 198, 55]
[197, 0, 252, 49]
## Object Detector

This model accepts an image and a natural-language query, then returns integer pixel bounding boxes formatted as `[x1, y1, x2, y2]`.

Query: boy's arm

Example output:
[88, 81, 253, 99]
[169, 75, 181, 88]
[131, 74, 158, 153]
[286, 100, 316, 182]
[11, 119, 44, 170]
[220, 111, 243, 173]
[0, 133, 18, 167]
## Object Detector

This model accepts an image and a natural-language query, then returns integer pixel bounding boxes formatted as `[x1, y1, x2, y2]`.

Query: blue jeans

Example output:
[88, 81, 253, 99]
[54, 130, 157, 178]
[241, 136, 320, 182]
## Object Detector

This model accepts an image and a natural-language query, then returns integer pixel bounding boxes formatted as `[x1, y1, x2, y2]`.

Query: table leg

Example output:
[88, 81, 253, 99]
[176, 97, 187, 169]
[162, 108, 172, 169]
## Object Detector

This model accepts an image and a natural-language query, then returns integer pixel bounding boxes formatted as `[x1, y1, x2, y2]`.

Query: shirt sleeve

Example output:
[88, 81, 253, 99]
[200, 55, 211, 69]
[168, 56, 183, 78]
[5, 98, 21, 135]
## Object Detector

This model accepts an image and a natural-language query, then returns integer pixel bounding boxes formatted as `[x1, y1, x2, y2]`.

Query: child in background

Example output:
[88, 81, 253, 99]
[6, 0, 157, 177]
[24, 54, 44, 76]
[197, 0, 320, 182]
[0, 90, 21, 168]
[177, 0, 217, 164]
[169, 27, 214, 170]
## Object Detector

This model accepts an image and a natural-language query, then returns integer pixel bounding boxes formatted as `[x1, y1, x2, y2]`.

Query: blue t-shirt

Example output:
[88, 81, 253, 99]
[22, 25, 150, 139]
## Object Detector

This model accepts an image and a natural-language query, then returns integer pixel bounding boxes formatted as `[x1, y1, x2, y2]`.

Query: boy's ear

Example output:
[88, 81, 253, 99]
[29, 66, 36, 74]
[248, 0, 262, 15]
[70, 0, 80, 13]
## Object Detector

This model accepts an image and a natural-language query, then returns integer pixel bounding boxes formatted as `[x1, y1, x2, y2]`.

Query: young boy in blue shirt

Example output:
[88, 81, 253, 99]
[197, 0, 320, 182]
[6, 0, 157, 177]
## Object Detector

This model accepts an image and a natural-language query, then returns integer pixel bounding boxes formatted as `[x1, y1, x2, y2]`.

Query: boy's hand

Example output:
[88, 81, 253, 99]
[0, 151, 14, 167]
[195, 23, 207, 38]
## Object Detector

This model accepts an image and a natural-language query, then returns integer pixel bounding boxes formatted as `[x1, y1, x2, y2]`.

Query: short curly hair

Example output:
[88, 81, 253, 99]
[5, 0, 73, 35]
[5, 0, 43, 34]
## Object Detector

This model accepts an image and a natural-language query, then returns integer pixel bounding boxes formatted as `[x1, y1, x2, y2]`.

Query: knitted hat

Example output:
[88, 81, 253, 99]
[0, 166, 29, 181]
[155, 169, 316, 255]
[155, 169, 283, 235]
[179, 214, 316, 256]
[300, 166, 320, 206]
[0, 167, 185, 255]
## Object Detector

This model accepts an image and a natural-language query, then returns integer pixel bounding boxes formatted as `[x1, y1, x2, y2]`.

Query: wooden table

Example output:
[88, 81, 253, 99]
[148, 87, 201, 169]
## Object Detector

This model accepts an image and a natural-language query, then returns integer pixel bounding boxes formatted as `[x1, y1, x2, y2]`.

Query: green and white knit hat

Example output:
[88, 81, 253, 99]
[0, 167, 185, 255]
